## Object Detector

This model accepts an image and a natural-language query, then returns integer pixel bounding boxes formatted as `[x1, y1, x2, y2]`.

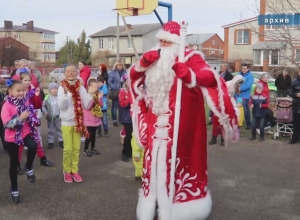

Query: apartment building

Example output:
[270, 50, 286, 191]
[0, 20, 58, 63]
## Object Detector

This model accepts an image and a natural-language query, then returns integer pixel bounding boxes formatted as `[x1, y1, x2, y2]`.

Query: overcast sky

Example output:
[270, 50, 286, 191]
[2, 0, 258, 50]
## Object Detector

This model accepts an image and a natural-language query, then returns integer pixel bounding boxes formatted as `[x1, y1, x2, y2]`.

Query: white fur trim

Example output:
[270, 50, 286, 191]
[156, 29, 180, 44]
[127, 66, 146, 148]
[184, 50, 205, 61]
[171, 192, 212, 220]
[135, 62, 148, 72]
[186, 68, 197, 88]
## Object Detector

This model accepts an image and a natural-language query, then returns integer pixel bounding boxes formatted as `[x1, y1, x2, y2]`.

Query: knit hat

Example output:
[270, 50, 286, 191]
[155, 21, 180, 44]
[255, 83, 263, 90]
[49, 82, 58, 90]
[236, 97, 243, 104]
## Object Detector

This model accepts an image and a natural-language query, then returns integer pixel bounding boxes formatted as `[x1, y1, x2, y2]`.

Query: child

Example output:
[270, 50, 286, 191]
[131, 133, 144, 181]
[97, 76, 109, 138]
[42, 83, 63, 149]
[256, 102, 277, 135]
[118, 74, 132, 162]
[83, 77, 103, 157]
[58, 65, 98, 183]
[249, 83, 269, 142]
[236, 97, 244, 135]
[19, 71, 53, 167]
[1, 79, 39, 203]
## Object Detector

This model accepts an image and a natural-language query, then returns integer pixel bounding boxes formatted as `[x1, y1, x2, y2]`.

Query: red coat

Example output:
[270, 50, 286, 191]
[129, 49, 237, 220]
[80, 66, 91, 88]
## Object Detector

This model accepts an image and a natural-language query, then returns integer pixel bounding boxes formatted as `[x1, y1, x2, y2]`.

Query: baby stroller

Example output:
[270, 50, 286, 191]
[273, 97, 293, 139]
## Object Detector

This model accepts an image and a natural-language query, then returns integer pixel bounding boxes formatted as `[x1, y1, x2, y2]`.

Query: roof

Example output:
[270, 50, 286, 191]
[222, 17, 258, 28]
[89, 23, 161, 37]
[251, 41, 286, 50]
[186, 33, 216, 45]
[0, 37, 29, 48]
[0, 25, 58, 34]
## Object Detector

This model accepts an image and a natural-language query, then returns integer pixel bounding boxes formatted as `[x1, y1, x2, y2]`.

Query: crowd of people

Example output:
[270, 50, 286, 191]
[208, 64, 295, 143]
[1, 20, 299, 220]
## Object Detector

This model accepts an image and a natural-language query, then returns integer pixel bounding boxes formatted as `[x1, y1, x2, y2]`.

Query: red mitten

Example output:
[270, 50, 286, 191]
[140, 50, 160, 68]
[172, 62, 192, 84]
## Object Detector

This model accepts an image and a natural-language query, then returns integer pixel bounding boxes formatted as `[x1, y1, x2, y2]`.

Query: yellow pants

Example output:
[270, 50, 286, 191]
[131, 134, 144, 177]
[61, 126, 81, 173]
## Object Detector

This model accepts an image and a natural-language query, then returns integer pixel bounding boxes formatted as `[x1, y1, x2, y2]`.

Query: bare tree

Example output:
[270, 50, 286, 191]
[242, 0, 300, 70]
[91, 50, 111, 66]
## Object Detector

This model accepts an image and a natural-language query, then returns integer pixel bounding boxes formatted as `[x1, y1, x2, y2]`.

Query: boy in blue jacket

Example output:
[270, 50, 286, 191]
[249, 83, 269, 142]
[97, 76, 109, 137]
[238, 64, 254, 129]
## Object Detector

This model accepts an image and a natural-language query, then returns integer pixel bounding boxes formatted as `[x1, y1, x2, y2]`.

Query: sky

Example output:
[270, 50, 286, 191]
[1, 0, 259, 50]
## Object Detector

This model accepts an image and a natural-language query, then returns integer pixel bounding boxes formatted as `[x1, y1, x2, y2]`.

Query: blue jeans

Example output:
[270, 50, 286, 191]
[98, 111, 108, 131]
[242, 99, 251, 127]
[111, 99, 119, 121]
[251, 117, 265, 138]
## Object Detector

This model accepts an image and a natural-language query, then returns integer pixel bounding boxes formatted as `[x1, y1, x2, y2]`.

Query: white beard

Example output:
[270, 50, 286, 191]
[145, 43, 179, 115]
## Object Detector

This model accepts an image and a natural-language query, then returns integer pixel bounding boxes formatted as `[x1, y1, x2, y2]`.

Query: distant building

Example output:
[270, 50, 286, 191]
[186, 33, 224, 60]
[89, 23, 161, 67]
[0, 20, 59, 63]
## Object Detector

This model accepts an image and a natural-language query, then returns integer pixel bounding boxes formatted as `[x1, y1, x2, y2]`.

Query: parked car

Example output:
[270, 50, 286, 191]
[48, 68, 65, 83]
[232, 71, 277, 102]
[0, 70, 11, 83]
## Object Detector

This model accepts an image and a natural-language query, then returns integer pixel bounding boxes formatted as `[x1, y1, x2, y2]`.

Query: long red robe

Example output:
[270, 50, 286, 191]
[129, 49, 238, 220]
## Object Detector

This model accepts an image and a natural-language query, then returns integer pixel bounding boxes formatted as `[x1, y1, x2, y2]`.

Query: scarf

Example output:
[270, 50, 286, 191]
[6, 89, 40, 146]
[90, 94, 103, 117]
[61, 79, 89, 138]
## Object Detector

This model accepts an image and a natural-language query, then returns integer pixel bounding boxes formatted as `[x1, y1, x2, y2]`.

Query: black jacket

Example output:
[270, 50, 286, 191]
[219, 70, 233, 82]
[288, 77, 300, 113]
[275, 74, 291, 90]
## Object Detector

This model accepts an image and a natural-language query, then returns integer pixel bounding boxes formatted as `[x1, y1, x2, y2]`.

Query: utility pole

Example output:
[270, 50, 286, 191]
[116, 13, 120, 61]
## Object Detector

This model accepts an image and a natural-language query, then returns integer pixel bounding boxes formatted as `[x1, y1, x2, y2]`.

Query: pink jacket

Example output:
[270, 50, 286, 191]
[83, 97, 104, 127]
[1, 101, 31, 143]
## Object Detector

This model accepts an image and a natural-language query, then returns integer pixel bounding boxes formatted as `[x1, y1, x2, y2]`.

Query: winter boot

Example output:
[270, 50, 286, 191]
[220, 137, 225, 146]
[104, 130, 109, 138]
[208, 137, 217, 145]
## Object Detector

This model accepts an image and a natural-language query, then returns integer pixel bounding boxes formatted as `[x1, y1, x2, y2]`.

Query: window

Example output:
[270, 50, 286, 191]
[127, 38, 132, 49]
[295, 48, 300, 62]
[253, 50, 262, 65]
[43, 43, 55, 49]
[43, 33, 55, 39]
[252, 50, 279, 66]
[43, 53, 55, 61]
[108, 38, 113, 50]
[99, 38, 103, 49]
[236, 30, 249, 44]
[212, 40, 215, 45]
[270, 50, 279, 65]
[210, 50, 215, 54]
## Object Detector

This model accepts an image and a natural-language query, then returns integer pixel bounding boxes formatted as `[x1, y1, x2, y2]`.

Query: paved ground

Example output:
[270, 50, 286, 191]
[0, 120, 299, 220]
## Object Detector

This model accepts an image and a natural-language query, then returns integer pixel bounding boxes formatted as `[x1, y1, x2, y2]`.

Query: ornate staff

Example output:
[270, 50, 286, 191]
[168, 20, 188, 219]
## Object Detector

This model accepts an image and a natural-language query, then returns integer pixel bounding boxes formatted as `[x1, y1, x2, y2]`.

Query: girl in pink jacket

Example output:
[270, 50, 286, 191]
[1, 79, 40, 203]
[83, 78, 104, 157]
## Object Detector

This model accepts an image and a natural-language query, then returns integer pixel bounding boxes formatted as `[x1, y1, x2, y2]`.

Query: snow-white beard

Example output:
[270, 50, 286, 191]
[145, 43, 179, 115]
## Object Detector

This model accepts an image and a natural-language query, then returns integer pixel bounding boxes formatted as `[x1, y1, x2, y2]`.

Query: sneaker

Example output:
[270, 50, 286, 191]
[59, 141, 64, 148]
[63, 172, 73, 183]
[71, 173, 83, 182]
[245, 126, 251, 130]
[47, 143, 54, 149]
[259, 137, 264, 142]
[266, 129, 273, 134]
[25, 167, 36, 183]
[10, 190, 20, 204]
[113, 122, 119, 127]
[83, 150, 92, 157]
[249, 136, 256, 141]
[91, 149, 101, 155]
[81, 137, 85, 142]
